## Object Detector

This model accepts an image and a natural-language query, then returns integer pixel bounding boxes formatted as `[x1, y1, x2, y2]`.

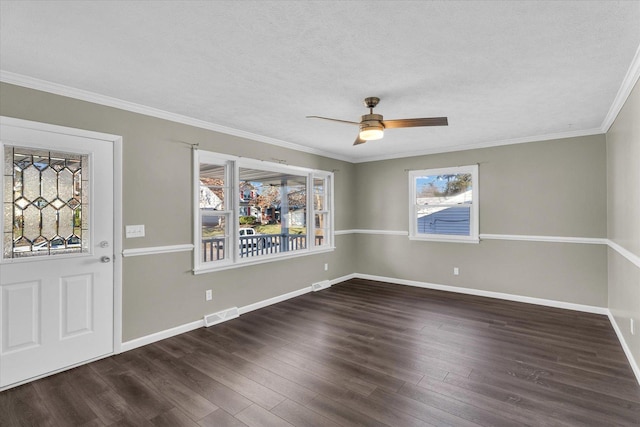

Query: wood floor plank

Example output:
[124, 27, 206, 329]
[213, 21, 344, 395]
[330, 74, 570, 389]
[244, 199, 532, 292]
[83, 388, 131, 426]
[398, 382, 524, 427]
[141, 348, 254, 415]
[367, 387, 481, 427]
[96, 370, 174, 420]
[235, 404, 294, 427]
[149, 407, 200, 427]
[261, 345, 380, 396]
[303, 393, 389, 427]
[280, 331, 427, 384]
[420, 373, 579, 426]
[178, 333, 319, 405]
[0, 383, 57, 427]
[1, 279, 639, 427]
[278, 341, 406, 392]
[198, 409, 249, 427]
[104, 410, 154, 427]
[270, 399, 342, 427]
[116, 352, 219, 421]
[32, 376, 101, 426]
[79, 419, 105, 427]
[463, 369, 640, 425]
[323, 389, 431, 427]
[233, 347, 365, 399]
[181, 351, 287, 410]
[64, 364, 111, 396]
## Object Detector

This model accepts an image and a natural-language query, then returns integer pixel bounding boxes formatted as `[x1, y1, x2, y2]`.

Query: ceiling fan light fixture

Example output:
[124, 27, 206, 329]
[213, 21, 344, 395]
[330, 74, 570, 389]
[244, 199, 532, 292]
[306, 97, 448, 146]
[359, 124, 384, 141]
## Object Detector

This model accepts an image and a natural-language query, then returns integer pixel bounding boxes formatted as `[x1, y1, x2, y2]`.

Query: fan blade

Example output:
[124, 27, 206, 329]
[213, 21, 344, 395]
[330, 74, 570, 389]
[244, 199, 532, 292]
[353, 135, 367, 146]
[306, 116, 359, 125]
[382, 117, 448, 129]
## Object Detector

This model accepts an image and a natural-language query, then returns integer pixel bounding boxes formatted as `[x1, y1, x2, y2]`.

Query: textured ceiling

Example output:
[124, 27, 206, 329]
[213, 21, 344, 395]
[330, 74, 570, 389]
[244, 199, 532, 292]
[1, 1, 639, 162]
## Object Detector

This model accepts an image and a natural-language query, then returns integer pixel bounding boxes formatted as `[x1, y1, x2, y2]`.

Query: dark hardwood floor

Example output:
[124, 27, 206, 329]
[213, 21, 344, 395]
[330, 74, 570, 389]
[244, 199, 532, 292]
[2, 278, 639, 426]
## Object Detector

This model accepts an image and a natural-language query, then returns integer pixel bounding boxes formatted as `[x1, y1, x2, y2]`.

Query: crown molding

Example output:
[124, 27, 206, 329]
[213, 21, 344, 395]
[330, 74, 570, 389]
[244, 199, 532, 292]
[2, 64, 634, 165]
[601, 43, 640, 133]
[352, 127, 604, 163]
[0, 71, 352, 163]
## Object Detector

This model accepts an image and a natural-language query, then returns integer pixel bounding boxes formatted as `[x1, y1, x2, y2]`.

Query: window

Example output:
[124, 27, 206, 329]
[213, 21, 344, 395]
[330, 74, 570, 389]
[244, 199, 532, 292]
[409, 165, 478, 243]
[195, 150, 333, 272]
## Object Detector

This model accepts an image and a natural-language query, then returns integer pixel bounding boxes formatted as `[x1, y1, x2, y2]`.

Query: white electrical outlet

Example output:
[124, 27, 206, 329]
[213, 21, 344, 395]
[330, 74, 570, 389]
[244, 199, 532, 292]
[453, 267, 459, 275]
[631, 318, 635, 335]
[206, 289, 212, 301]
[324, 263, 329, 271]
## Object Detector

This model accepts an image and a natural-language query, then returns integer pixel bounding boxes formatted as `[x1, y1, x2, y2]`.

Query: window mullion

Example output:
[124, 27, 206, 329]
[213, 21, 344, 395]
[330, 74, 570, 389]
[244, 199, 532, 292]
[307, 172, 313, 251]
[230, 160, 239, 263]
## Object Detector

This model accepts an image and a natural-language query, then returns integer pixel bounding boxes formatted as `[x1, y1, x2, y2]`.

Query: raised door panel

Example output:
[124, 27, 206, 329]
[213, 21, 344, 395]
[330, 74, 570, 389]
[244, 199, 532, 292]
[60, 274, 93, 339]
[1, 281, 40, 354]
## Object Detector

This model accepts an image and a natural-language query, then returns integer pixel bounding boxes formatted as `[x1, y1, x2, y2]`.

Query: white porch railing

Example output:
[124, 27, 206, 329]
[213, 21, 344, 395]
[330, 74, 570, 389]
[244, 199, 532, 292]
[202, 234, 324, 262]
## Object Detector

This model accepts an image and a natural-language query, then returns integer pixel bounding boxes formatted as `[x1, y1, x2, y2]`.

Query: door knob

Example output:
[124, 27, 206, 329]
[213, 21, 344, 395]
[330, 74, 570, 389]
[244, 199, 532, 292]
[100, 256, 111, 263]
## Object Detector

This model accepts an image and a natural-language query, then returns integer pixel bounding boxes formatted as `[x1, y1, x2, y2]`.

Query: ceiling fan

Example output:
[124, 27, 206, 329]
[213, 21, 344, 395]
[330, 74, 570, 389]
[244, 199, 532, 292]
[306, 97, 448, 145]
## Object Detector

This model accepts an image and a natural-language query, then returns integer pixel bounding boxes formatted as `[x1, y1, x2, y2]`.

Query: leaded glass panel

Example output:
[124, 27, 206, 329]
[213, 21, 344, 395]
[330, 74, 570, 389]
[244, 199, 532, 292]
[23, 166, 40, 201]
[42, 168, 58, 200]
[23, 206, 40, 241]
[58, 169, 74, 201]
[2, 146, 90, 258]
[41, 205, 57, 238]
[58, 206, 73, 238]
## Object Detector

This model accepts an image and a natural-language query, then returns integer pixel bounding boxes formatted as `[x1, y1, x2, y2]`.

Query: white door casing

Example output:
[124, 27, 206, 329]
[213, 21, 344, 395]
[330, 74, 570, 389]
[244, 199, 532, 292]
[0, 118, 118, 388]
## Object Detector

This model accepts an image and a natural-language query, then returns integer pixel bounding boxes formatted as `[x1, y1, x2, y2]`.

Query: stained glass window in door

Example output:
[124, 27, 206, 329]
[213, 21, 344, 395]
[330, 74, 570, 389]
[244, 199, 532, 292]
[3, 146, 89, 258]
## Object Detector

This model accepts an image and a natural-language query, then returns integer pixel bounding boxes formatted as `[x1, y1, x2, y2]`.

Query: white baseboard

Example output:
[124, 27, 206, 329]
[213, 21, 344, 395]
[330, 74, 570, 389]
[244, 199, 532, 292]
[330, 273, 358, 284]
[607, 312, 640, 386]
[238, 286, 312, 315]
[350, 273, 609, 315]
[237, 275, 357, 315]
[120, 319, 205, 352]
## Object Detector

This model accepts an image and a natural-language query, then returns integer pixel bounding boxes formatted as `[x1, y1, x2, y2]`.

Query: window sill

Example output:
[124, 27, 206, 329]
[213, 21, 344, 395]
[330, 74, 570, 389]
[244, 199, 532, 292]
[193, 246, 336, 274]
[409, 235, 480, 244]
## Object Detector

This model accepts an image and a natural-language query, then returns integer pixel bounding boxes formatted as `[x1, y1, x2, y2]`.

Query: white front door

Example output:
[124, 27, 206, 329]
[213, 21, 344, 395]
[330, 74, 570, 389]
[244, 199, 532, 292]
[0, 119, 114, 388]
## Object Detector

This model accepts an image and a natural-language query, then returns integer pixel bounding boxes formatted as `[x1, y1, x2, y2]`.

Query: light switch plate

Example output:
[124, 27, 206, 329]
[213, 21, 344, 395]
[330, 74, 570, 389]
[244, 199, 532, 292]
[126, 224, 145, 238]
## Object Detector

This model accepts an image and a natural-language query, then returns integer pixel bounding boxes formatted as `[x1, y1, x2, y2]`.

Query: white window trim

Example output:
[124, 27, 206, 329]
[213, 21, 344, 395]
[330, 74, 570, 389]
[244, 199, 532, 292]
[408, 164, 479, 244]
[194, 150, 335, 273]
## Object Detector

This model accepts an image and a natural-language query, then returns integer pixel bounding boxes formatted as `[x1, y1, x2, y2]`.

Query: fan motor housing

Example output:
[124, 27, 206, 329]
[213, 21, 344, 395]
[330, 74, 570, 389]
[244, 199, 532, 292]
[361, 114, 384, 129]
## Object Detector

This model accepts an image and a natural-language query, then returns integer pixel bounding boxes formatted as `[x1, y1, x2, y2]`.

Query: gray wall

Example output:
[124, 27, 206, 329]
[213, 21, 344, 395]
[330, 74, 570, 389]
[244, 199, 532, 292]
[0, 82, 356, 341]
[0, 81, 611, 344]
[353, 136, 608, 306]
[607, 79, 640, 370]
